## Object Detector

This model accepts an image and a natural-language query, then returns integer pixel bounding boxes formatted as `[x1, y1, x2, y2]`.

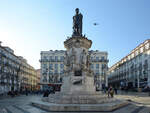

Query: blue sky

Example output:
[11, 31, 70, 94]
[0, 0, 150, 69]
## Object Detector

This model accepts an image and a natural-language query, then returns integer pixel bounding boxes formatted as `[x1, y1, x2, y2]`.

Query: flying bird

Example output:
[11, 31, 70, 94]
[93, 23, 99, 26]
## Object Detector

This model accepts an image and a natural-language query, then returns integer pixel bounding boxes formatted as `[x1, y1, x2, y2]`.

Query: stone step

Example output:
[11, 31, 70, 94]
[5, 106, 24, 113]
[21, 105, 46, 113]
[5, 105, 46, 113]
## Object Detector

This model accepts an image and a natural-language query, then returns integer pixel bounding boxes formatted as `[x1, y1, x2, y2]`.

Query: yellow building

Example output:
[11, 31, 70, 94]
[36, 69, 41, 90]
[18, 57, 38, 91]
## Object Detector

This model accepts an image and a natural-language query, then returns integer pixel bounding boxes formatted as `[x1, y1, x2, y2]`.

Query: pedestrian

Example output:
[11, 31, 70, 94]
[25, 88, 28, 96]
[104, 86, 107, 94]
[108, 86, 110, 97]
[43, 90, 49, 97]
[108, 86, 114, 98]
[114, 87, 117, 95]
[110, 87, 114, 98]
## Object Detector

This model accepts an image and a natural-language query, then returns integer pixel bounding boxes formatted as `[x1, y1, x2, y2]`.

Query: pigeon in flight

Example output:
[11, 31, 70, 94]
[93, 23, 99, 26]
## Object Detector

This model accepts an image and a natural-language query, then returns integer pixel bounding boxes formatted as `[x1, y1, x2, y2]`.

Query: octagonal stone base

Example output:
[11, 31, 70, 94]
[31, 99, 128, 112]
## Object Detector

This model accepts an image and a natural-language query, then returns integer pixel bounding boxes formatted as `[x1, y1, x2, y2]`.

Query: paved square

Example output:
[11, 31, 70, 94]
[0, 93, 150, 113]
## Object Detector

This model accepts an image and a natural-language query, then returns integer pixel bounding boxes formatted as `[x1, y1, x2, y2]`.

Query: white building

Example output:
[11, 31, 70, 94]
[40, 50, 108, 91]
[0, 44, 20, 94]
[0, 41, 38, 95]
[108, 39, 150, 89]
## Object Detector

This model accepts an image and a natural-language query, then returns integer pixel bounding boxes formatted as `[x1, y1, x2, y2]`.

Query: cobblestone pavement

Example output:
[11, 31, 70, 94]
[0, 93, 150, 113]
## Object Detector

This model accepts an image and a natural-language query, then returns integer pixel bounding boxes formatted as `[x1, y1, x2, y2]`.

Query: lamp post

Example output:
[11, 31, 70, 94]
[137, 72, 140, 89]
[16, 65, 21, 91]
[105, 66, 108, 87]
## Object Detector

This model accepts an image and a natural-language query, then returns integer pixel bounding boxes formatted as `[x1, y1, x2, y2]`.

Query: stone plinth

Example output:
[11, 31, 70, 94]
[62, 36, 95, 95]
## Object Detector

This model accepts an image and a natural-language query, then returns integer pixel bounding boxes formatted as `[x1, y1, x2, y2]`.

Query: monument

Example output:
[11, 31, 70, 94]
[32, 8, 128, 111]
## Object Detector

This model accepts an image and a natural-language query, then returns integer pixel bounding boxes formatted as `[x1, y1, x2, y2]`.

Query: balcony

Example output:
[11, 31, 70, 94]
[91, 59, 109, 62]
[40, 59, 64, 62]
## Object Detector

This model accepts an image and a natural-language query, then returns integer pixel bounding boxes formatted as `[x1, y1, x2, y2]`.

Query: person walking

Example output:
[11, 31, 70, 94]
[108, 86, 114, 98]
[110, 87, 114, 98]
[108, 86, 111, 97]
[114, 87, 118, 95]
[25, 88, 28, 96]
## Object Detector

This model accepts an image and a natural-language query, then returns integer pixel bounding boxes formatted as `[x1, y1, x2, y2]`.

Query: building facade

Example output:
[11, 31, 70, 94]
[0, 41, 38, 94]
[40, 50, 108, 91]
[36, 69, 41, 90]
[108, 39, 150, 89]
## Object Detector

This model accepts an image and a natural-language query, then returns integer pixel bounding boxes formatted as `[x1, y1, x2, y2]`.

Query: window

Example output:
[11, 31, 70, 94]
[139, 54, 142, 60]
[95, 70, 99, 75]
[144, 60, 148, 69]
[147, 50, 150, 55]
[43, 56, 47, 59]
[135, 51, 138, 56]
[60, 56, 64, 61]
[49, 64, 53, 69]
[55, 69, 58, 74]
[102, 64, 105, 69]
[134, 57, 137, 62]
[96, 57, 99, 61]
[145, 43, 149, 50]
[96, 64, 99, 69]
[140, 47, 143, 53]
[49, 71, 53, 74]
[49, 56, 53, 60]
[144, 53, 148, 57]
[131, 53, 134, 58]
[101, 56, 105, 60]
[60, 70, 64, 74]
[91, 64, 94, 69]
[60, 64, 64, 68]
[55, 64, 58, 68]
[128, 56, 130, 60]
[43, 64, 47, 68]
[55, 56, 58, 61]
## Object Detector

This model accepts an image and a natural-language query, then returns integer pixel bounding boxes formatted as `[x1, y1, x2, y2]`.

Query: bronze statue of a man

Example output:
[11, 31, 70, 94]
[73, 8, 83, 36]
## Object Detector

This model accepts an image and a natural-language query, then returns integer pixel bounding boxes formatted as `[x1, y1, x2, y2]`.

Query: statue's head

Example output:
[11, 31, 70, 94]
[75, 8, 79, 14]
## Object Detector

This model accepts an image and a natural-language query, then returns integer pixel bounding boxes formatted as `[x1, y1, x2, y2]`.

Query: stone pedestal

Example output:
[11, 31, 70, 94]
[61, 75, 95, 95]
[61, 36, 95, 96]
